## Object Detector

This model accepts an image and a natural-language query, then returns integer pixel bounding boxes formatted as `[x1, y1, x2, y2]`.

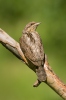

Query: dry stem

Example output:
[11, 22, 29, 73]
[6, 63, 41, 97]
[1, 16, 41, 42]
[0, 28, 66, 100]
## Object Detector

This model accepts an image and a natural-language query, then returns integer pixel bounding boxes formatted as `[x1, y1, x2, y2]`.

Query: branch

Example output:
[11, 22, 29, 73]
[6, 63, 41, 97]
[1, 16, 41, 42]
[0, 28, 66, 100]
[0, 28, 28, 63]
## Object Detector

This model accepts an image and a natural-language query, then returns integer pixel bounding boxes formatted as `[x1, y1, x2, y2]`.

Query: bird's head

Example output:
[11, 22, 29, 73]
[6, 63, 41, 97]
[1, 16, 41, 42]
[23, 22, 40, 34]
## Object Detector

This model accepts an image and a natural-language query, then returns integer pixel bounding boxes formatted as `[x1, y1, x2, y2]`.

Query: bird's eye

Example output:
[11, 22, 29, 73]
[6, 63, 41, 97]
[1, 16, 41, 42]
[31, 23, 33, 25]
[30, 22, 35, 25]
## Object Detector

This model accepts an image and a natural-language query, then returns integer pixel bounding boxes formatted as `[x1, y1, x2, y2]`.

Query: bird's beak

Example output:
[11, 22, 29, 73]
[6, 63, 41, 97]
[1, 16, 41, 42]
[35, 22, 41, 26]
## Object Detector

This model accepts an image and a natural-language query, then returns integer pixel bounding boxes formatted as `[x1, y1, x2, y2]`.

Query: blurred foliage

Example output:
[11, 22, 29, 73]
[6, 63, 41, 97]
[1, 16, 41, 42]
[0, 0, 66, 100]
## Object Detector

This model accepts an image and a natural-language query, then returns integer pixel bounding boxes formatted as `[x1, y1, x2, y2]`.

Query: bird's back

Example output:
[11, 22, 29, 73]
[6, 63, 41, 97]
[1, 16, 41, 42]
[20, 31, 44, 67]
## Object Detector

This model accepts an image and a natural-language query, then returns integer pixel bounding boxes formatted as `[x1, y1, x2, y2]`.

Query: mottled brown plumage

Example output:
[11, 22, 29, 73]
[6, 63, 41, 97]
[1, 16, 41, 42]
[19, 22, 46, 82]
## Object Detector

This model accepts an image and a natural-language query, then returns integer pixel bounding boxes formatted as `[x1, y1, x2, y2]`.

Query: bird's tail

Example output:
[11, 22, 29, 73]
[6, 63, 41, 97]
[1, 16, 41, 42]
[36, 66, 46, 82]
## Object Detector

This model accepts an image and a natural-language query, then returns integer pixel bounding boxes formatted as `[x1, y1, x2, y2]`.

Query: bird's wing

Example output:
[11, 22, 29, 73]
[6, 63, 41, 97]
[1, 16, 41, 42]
[20, 34, 44, 66]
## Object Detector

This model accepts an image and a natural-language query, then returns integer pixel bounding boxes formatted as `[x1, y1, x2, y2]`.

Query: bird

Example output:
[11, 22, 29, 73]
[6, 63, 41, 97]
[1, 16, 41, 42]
[19, 21, 46, 82]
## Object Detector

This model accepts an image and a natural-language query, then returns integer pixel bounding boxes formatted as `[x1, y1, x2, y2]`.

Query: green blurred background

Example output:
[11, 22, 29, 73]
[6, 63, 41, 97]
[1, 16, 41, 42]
[0, 0, 66, 100]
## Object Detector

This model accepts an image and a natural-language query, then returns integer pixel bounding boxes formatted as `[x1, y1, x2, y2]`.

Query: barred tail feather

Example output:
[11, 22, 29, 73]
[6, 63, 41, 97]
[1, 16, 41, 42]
[36, 66, 46, 82]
